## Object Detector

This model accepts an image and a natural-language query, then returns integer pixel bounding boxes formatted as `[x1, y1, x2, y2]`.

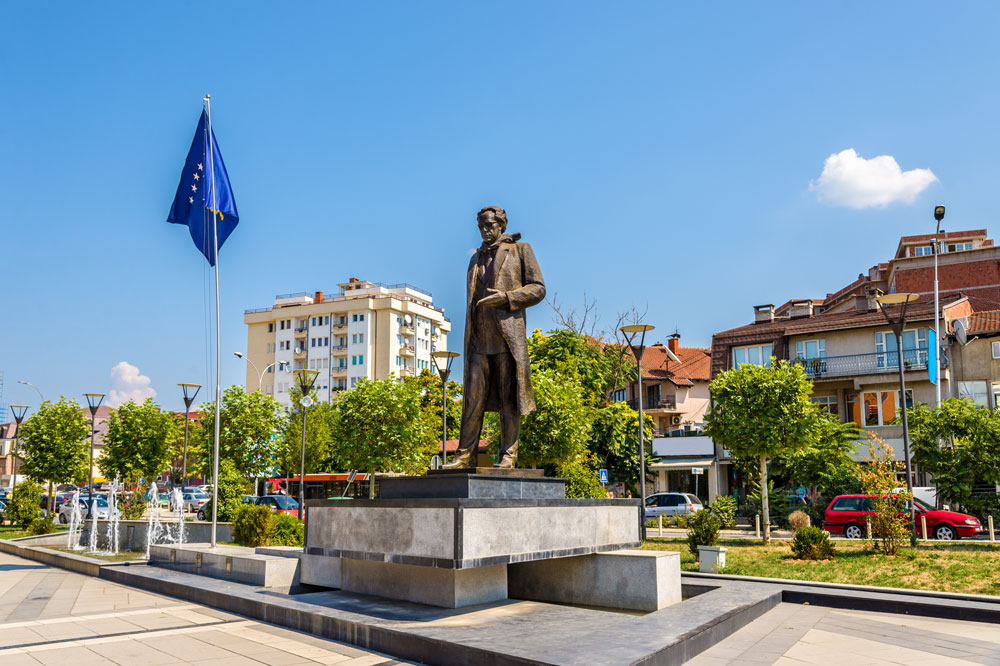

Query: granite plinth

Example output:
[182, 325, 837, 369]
[426, 467, 545, 477]
[150, 543, 300, 591]
[379, 471, 565, 500]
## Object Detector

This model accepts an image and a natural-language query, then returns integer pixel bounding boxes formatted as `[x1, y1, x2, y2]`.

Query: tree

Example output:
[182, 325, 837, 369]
[197, 386, 285, 480]
[908, 398, 1000, 513]
[281, 385, 335, 478]
[769, 412, 861, 502]
[18, 398, 90, 514]
[405, 369, 462, 442]
[98, 399, 175, 488]
[589, 400, 655, 490]
[328, 377, 436, 497]
[527, 328, 635, 405]
[201, 459, 249, 522]
[518, 366, 594, 468]
[705, 360, 818, 542]
[557, 453, 607, 499]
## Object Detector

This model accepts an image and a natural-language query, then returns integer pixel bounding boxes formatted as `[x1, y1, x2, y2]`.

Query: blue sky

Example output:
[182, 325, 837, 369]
[3, 3, 999, 412]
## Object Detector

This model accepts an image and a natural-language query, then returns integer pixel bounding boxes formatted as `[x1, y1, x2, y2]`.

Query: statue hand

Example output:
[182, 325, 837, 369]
[476, 288, 508, 309]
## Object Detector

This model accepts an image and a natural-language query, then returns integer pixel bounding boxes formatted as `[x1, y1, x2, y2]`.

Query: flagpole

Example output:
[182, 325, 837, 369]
[204, 93, 222, 550]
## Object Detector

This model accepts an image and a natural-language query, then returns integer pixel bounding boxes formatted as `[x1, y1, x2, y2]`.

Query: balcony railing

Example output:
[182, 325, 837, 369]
[791, 348, 929, 379]
[627, 397, 677, 411]
[330, 344, 348, 352]
[400, 346, 416, 357]
[332, 366, 347, 374]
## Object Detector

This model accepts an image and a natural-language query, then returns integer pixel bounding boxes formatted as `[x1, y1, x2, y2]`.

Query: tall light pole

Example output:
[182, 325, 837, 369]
[933, 205, 945, 408]
[17, 380, 44, 402]
[9, 405, 29, 489]
[177, 384, 202, 487]
[294, 369, 320, 524]
[875, 293, 920, 548]
[431, 351, 460, 467]
[82, 393, 105, 519]
[621, 323, 655, 540]
[234, 352, 280, 392]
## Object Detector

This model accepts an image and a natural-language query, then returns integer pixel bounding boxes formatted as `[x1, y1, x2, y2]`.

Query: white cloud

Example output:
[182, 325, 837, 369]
[109, 361, 157, 407]
[810, 148, 938, 209]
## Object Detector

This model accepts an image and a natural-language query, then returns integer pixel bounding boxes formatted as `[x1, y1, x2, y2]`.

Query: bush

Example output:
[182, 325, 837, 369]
[117, 491, 146, 521]
[709, 496, 737, 529]
[787, 510, 811, 531]
[232, 504, 272, 547]
[557, 455, 607, 499]
[7, 480, 44, 529]
[686, 509, 721, 557]
[859, 435, 910, 555]
[791, 526, 835, 560]
[28, 517, 55, 535]
[202, 459, 250, 523]
[672, 514, 689, 529]
[267, 512, 304, 547]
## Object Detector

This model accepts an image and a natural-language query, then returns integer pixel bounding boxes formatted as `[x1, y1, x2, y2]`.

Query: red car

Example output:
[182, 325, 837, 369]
[255, 495, 300, 518]
[823, 494, 983, 540]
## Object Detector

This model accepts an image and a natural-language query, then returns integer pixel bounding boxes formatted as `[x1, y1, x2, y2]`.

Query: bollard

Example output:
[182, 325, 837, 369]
[921, 515, 927, 540]
[989, 515, 995, 542]
[755, 514, 761, 539]
[866, 518, 872, 539]
[658, 515, 663, 537]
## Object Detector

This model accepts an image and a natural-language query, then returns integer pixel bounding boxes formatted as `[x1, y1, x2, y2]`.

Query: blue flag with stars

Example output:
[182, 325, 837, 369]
[167, 110, 239, 266]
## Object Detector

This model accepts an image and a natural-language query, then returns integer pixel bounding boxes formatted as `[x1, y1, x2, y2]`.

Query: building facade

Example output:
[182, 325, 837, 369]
[243, 278, 451, 406]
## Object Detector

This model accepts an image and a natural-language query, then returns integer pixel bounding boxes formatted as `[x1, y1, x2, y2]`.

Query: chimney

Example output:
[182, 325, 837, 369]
[314, 291, 323, 303]
[667, 333, 680, 352]
[788, 299, 814, 319]
[856, 287, 883, 311]
[754, 304, 775, 323]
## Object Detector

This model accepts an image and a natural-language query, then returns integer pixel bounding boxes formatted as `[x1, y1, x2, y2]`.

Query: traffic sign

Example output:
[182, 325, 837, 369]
[599, 469, 609, 484]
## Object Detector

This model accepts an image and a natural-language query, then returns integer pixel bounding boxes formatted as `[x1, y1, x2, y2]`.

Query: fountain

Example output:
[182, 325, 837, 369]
[144, 482, 165, 559]
[66, 490, 84, 550]
[104, 477, 121, 555]
[171, 487, 186, 546]
[87, 492, 98, 552]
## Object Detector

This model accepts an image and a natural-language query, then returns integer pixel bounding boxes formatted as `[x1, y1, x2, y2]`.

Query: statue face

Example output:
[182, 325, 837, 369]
[478, 213, 503, 245]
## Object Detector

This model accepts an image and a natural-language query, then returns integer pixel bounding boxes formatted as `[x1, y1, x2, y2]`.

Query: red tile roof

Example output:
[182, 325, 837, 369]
[967, 310, 1000, 334]
[641, 344, 711, 386]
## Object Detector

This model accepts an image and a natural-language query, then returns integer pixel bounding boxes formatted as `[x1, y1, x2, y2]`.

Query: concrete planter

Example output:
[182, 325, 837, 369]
[697, 545, 727, 573]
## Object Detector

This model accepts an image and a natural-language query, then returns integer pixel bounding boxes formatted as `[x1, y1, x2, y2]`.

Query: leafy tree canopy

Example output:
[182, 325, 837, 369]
[198, 386, 285, 479]
[281, 384, 335, 476]
[527, 328, 634, 404]
[518, 366, 594, 468]
[19, 397, 90, 489]
[98, 398, 175, 486]
[589, 400, 655, 487]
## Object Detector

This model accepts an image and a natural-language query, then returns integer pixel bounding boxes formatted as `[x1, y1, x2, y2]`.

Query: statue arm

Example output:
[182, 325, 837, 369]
[507, 243, 545, 312]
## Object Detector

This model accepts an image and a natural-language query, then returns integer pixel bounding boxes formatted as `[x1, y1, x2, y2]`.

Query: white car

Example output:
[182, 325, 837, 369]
[644, 492, 704, 519]
[57, 497, 117, 523]
[170, 491, 209, 513]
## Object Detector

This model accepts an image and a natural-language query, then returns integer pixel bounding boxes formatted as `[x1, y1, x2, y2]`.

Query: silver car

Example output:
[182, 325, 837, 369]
[644, 492, 704, 519]
[57, 497, 117, 523]
[170, 491, 209, 513]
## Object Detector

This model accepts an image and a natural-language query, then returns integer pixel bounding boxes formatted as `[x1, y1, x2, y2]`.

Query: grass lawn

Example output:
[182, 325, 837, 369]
[642, 537, 1000, 596]
[0, 524, 69, 541]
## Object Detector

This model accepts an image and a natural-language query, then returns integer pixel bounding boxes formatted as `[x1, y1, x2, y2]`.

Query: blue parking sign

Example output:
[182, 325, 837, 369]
[599, 469, 609, 484]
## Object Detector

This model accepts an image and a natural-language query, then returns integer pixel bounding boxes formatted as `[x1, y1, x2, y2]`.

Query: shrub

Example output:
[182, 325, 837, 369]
[7, 480, 44, 529]
[557, 455, 607, 499]
[686, 509, 721, 557]
[672, 514, 689, 529]
[232, 504, 272, 547]
[858, 435, 910, 555]
[787, 510, 811, 531]
[117, 491, 146, 521]
[28, 517, 55, 535]
[709, 496, 737, 529]
[790, 526, 835, 560]
[267, 512, 304, 547]
[202, 459, 250, 523]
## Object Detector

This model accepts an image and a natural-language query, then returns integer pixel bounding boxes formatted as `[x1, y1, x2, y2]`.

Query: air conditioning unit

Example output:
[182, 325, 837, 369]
[671, 416, 682, 425]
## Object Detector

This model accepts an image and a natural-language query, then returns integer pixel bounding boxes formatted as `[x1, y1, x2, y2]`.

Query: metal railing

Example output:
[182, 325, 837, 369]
[628, 397, 677, 411]
[791, 348, 929, 379]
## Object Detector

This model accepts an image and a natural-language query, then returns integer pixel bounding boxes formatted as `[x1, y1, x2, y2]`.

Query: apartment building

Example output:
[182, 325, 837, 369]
[243, 278, 451, 406]
[949, 309, 1000, 408]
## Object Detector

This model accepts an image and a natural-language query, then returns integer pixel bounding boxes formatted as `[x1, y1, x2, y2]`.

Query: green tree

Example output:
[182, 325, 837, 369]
[98, 399, 175, 488]
[527, 328, 635, 405]
[197, 386, 285, 480]
[908, 398, 1000, 513]
[201, 458, 250, 522]
[705, 360, 818, 542]
[769, 413, 861, 501]
[557, 453, 607, 499]
[518, 366, 594, 468]
[281, 385, 335, 477]
[588, 400, 655, 490]
[328, 377, 436, 496]
[7, 479, 44, 529]
[18, 398, 90, 513]
[405, 369, 462, 442]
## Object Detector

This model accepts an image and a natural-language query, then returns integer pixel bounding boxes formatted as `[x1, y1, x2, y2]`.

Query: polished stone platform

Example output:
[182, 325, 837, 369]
[379, 468, 564, 499]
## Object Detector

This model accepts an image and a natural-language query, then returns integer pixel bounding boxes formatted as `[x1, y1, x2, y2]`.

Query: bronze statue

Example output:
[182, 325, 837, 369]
[445, 206, 545, 469]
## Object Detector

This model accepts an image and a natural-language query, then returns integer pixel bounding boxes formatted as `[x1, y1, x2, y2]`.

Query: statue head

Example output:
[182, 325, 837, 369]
[477, 206, 507, 245]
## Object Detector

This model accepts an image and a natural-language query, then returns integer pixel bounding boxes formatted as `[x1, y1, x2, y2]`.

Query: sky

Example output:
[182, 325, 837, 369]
[3, 3, 999, 413]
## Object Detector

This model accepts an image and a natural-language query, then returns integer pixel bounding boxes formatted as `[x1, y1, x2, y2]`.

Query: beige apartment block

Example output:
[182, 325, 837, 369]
[243, 278, 451, 407]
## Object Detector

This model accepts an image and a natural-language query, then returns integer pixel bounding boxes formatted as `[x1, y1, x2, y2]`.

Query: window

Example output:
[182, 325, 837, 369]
[831, 497, 863, 511]
[311, 338, 316, 348]
[359, 314, 365, 321]
[352, 314, 358, 322]
[267, 323, 274, 333]
[958, 381, 989, 407]
[875, 328, 927, 368]
[612, 389, 626, 402]
[324, 337, 329, 346]
[352, 334, 357, 344]
[267, 366, 273, 374]
[913, 246, 933, 257]
[396, 356, 401, 365]
[847, 390, 913, 426]
[358, 355, 364, 364]
[358, 334, 364, 344]
[795, 339, 826, 360]
[351, 356, 357, 366]
[993, 342, 1000, 359]
[811, 395, 838, 415]
[732, 344, 772, 368]
[324, 316, 329, 325]
[993, 382, 1000, 409]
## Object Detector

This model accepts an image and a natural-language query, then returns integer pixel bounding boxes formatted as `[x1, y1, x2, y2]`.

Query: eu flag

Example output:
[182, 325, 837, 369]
[167, 110, 239, 266]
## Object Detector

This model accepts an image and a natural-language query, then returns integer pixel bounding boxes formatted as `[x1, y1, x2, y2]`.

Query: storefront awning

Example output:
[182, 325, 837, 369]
[648, 458, 714, 470]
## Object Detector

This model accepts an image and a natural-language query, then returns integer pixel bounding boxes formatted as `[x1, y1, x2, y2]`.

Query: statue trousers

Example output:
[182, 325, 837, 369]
[458, 351, 520, 462]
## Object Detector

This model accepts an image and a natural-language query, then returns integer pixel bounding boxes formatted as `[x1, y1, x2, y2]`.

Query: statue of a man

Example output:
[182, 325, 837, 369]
[445, 206, 545, 469]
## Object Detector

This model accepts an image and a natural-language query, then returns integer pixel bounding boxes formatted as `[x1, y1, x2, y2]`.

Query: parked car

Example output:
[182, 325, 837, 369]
[241, 495, 258, 505]
[57, 497, 118, 524]
[644, 492, 704, 519]
[255, 495, 300, 518]
[170, 491, 209, 513]
[823, 494, 983, 540]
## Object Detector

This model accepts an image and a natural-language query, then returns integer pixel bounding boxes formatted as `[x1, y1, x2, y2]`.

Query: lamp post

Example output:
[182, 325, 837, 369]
[17, 380, 44, 402]
[234, 352, 280, 392]
[9, 405, 29, 490]
[82, 394, 105, 519]
[294, 369, 320, 524]
[620, 323, 655, 540]
[933, 205, 945, 408]
[177, 384, 202, 487]
[430, 351, 460, 467]
[875, 293, 920, 548]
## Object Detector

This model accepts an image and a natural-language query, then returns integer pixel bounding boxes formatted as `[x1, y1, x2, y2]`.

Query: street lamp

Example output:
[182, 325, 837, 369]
[177, 384, 202, 487]
[933, 205, 945, 408]
[234, 352, 280, 392]
[82, 393, 105, 518]
[294, 369, 320, 524]
[875, 293, 920, 547]
[17, 380, 44, 402]
[620, 323, 655, 540]
[9, 405, 29, 489]
[430, 351, 460, 466]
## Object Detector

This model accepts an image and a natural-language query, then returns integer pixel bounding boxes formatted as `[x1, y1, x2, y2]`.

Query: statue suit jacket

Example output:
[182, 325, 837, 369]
[463, 238, 545, 415]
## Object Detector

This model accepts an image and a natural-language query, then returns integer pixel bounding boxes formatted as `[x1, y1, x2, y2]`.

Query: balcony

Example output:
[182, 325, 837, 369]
[399, 367, 412, 377]
[332, 366, 347, 375]
[791, 348, 930, 380]
[628, 396, 677, 411]
[400, 345, 415, 357]
[293, 327, 308, 337]
[293, 347, 307, 358]
[400, 325, 415, 336]
[331, 344, 348, 355]
[332, 322, 348, 331]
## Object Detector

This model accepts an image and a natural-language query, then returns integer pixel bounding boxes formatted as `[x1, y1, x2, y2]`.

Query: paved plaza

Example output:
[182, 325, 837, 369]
[689, 601, 1000, 666]
[0, 551, 408, 666]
